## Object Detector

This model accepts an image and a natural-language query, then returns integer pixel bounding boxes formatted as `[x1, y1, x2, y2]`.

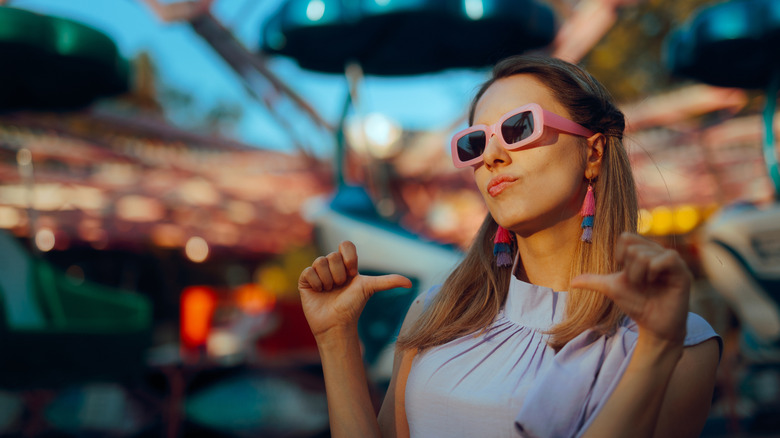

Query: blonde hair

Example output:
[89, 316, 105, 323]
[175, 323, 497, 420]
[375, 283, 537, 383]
[397, 56, 637, 352]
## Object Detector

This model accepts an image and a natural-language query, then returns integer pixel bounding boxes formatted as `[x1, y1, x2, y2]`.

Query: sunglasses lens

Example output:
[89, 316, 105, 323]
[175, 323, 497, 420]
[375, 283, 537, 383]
[456, 131, 487, 163]
[501, 111, 534, 145]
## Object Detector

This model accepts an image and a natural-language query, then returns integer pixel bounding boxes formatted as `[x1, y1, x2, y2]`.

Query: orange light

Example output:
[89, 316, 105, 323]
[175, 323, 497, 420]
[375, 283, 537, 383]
[180, 286, 217, 348]
[235, 283, 276, 315]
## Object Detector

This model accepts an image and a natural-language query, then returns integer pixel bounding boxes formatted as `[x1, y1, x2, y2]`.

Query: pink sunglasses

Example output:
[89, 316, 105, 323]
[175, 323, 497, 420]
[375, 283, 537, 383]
[450, 103, 594, 168]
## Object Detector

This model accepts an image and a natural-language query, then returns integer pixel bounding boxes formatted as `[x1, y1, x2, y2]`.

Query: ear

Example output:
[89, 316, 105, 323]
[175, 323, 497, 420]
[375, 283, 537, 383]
[584, 133, 606, 180]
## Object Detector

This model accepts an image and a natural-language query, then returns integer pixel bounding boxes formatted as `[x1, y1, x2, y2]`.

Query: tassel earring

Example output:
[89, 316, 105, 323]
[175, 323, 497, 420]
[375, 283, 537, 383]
[494, 225, 514, 267]
[580, 181, 596, 243]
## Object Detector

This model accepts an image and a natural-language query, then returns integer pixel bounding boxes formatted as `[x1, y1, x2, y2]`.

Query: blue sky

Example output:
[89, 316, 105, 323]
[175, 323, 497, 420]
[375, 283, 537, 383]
[10, 0, 488, 154]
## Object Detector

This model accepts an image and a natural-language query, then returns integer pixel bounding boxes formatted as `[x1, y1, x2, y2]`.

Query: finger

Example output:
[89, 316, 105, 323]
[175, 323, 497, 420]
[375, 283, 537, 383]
[362, 274, 413, 297]
[312, 256, 334, 290]
[299, 266, 323, 292]
[614, 232, 661, 265]
[339, 241, 358, 277]
[647, 249, 686, 284]
[326, 252, 348, 285]
[626, 255, 649, 286]
[570, 273, 619, 299]
[625, 246, 655, 286]
[620, 232, 658, 246]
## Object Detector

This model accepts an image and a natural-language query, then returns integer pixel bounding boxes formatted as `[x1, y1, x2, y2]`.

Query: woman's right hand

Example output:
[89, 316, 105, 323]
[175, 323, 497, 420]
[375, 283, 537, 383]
[297, 241, 412, 342]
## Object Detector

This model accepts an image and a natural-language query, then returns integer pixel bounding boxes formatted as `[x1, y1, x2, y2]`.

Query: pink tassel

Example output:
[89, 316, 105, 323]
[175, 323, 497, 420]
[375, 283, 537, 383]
[494, 225, 513, 267]
[580, 182, 595, 244]
[494, 225, 512, 244]
[580, 185, 595, 217]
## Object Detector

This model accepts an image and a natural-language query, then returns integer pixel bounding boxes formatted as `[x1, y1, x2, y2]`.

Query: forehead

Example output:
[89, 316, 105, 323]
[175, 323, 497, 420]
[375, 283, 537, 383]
[473, 74, 568, 125]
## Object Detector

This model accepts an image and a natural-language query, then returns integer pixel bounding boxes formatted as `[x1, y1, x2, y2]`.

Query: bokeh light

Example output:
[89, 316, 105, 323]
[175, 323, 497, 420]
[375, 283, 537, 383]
[306, 0, 326, 21]
[180, 286, 217, 348]
[35, 228, 56, 252]
[650, 206, 674, 236]
[235, 283, 276, 315]
[257, 265, 290, 295]
[465, 0, 485, 20]
[207, 329, 242, 358]
[637, 208, 653, 235]
[363, 113, 402, 158]
[0, 206, 21, 229]
[185, 236, 210, 263]
[16, 148, 32, 166]
[673, 205, 701, 234]
[116, 195, 166, 222]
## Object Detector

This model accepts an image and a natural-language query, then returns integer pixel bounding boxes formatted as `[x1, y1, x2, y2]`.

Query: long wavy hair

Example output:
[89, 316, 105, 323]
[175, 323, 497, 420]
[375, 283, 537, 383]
[396, 55, 638, 352]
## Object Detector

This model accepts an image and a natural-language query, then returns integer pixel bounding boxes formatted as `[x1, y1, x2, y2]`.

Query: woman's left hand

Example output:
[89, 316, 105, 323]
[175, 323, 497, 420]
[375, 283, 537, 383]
[571, 232, 691, 345]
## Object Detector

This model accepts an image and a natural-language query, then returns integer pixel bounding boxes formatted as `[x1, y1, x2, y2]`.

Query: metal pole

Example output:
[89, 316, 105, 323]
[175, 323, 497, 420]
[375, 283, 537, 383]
[335, 91, 352, 188]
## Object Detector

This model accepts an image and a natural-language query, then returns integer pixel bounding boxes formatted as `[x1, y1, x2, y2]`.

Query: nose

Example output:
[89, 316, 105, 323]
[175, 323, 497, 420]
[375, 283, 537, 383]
[482, 132, 511, 169]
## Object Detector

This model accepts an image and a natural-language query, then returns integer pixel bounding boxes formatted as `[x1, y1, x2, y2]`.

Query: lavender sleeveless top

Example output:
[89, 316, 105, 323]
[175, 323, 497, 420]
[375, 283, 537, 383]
[405, 275, 720, 437]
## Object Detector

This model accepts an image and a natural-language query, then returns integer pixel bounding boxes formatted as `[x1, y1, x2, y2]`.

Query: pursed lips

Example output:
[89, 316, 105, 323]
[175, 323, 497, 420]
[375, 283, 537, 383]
[486, 175, 518, 197]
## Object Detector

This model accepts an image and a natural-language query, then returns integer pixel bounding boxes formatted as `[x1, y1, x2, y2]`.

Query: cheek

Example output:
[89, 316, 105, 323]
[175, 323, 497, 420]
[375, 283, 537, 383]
[518, 148, 564, 179]
[538, 141, 583, 173]
[521, 145, 584, 193]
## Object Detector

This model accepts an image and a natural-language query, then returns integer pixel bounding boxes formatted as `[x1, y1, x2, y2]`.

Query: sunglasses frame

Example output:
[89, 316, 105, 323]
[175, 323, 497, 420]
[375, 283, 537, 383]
[450, 103, 595, 168]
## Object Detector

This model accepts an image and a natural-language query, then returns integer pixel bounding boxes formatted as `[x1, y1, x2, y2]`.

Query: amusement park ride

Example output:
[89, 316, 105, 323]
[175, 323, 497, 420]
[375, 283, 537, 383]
[136, 0, 780, 399]
[666, 0, 780, 427]
[667, 0, 780, 360]
[150, 0, 780, 428]
[259, 0, 560, 380]
[0, 6, 150, 390]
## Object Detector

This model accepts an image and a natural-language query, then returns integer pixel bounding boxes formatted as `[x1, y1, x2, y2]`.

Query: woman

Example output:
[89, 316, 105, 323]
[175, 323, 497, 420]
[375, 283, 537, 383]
[298, 56, 721, 437]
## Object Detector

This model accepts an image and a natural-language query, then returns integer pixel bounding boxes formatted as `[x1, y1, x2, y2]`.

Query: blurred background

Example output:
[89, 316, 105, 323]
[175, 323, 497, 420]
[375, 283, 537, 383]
[0, 0, 778, 436]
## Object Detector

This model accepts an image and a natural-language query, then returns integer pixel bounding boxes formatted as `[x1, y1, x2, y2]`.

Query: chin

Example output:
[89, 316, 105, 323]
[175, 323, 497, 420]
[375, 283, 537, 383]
[500, 210, 556, 235]
[496, 215, 532, 232]
[491, 204, 534, 225]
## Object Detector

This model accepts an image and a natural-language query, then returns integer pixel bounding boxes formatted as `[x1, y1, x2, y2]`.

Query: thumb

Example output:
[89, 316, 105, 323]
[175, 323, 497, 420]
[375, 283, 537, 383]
[570, 273, 618, 298]
[361, 274, 413, 296]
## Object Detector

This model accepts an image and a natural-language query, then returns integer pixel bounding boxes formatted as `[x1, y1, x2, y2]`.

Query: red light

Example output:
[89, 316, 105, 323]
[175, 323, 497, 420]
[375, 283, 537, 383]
[235, 283, 276, 315]
[180, 286, 217, 348]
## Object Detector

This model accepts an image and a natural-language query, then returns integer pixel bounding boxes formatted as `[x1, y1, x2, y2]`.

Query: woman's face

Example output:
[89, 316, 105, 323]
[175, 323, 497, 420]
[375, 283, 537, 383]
[472, 74, 589, 236]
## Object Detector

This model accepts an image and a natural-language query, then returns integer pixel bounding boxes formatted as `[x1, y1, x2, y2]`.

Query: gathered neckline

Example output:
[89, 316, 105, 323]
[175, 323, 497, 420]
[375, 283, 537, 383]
[503, 274, 567, 330]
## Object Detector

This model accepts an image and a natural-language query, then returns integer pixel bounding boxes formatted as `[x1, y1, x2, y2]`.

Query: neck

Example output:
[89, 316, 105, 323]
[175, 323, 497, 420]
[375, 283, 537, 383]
[512, 215, 581, 292]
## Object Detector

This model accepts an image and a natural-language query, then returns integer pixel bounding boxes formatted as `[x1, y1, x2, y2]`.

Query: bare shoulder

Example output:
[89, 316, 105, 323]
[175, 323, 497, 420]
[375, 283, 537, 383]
[398, 289, 431, 337]
[377, 290, 429, 438]
[681, 338, 720, 367]
[672, 338, 720, 398]
[674, 337, 720, 393]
